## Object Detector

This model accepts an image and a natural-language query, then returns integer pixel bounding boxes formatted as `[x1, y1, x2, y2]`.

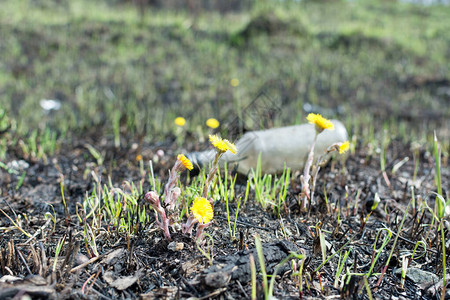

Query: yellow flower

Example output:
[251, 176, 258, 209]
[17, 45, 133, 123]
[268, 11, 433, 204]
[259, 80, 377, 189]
[230, 78, 239, 87]
[191, 197, 214, 224]
[209, 134, 237, 154]
[177, 154, 193, 170]
[307, 113, 334, 132]
[339, 141, 350, 154]
[206, 118, 220, 129]
[174, 117, 186, 127]
[136, 154, 143, 161]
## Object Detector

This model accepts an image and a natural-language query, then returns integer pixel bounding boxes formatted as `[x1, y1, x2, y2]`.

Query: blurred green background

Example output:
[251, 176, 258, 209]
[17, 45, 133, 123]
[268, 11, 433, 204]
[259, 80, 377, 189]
[0, 0, 449, 156]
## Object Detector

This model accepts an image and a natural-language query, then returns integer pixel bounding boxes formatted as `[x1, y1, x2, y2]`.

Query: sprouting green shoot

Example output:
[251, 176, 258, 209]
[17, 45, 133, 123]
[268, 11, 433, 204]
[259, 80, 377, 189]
[400, 255, 408, 288]
[371, 193, 381, 211]
[314, 239, 352, 273]
[249, 254, 257, 300]
[225, 187, 232, 239]
[433, 133, 447, 298]
[367, 228, 392, 278]
[268, 251, 304, 298]
[0, 161, 19, 175]
[375, 200, 412, 287]
[255, 233, 304, 300]
[318, 227, 327, 264]
[15, 171, 26, 190]
[196, 233, 214, 266]
[334, 248, 351, 288]
[411, 241, 426, 261]
[232, 196, 242, 240]
[433, 132, 442, 197]
[276, 165, 290, 218]
[85, 144, 104, 166]
[392, 157, 409, 175]
[254, 234, 268, 297]
[243, 180, 250, 206]
[363, 277, 373, 300]
[53, 235, 66, 272]
[0, 208, 32, 238]
[250, 155, 290, 212]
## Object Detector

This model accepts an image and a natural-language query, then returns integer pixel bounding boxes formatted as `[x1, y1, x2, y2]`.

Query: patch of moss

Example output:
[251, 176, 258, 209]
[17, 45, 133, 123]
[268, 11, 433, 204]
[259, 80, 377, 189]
[317, 30, 410, 59]
[231, 11, 309, 46]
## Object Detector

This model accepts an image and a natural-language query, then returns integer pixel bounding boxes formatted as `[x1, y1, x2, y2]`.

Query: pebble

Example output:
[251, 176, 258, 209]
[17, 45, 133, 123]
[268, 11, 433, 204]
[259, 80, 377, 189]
[6, 160, 29, 172]
[204, 271, 231, 288]
[167, 241, 184, 251]
[394, 267, 439, 285]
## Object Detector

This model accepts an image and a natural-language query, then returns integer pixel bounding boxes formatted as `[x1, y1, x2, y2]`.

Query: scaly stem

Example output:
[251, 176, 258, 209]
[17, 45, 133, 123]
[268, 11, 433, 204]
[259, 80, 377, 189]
[440, 221, 446, 300]
[300, 133, 318, 211]
[145, 192, 171, 240]
[202, 151, 223, 198]
[164, 160, 184, 210]
[310, 155, 325, 207]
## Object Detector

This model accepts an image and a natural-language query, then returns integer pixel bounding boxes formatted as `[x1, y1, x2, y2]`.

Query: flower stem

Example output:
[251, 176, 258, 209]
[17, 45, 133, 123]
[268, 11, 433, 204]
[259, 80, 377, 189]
[202, 151, 223, 198]
[300, 133, 318, 211]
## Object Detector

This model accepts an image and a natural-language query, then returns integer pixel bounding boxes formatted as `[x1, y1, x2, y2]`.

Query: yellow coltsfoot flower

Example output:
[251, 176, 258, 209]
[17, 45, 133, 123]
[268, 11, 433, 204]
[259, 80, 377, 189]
[174, 117, 186, 127]
[206, 118, 220, 129]
[307, 113, 334, 132]
[209, 134, 237, 154]
[230, 78, 239, 87]
[190, 197, 214, 224]
[339, 141, 350, 154]
[177, 154, 193, 170]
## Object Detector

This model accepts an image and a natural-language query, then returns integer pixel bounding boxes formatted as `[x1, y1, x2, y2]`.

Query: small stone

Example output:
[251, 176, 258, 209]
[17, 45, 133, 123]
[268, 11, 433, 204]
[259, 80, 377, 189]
[182, 259, 202, 277]
[140, 286, 177, 300]
[0, 275, 22, 283]
[6, 160, 29, 172]
[39, 99, 61, 111]
[103, 248, 126, 265]
[204, 271, 231, 288]
[75, 253, 89, 266]
[24, 275, 47, 286]
[167, 242, 184, 251]
[104, 269, 143, 290]
[394, 267, 439, 285]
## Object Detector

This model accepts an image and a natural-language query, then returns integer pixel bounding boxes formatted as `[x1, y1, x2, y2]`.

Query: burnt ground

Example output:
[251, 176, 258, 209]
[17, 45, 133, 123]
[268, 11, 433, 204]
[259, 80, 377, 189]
[0, 127, 449, 300]
[0, 0, 450, 298]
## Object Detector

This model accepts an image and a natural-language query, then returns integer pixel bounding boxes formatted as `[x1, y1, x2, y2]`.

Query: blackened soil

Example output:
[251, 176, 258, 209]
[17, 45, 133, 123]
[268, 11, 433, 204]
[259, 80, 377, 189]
[0, 134, 449, 300]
